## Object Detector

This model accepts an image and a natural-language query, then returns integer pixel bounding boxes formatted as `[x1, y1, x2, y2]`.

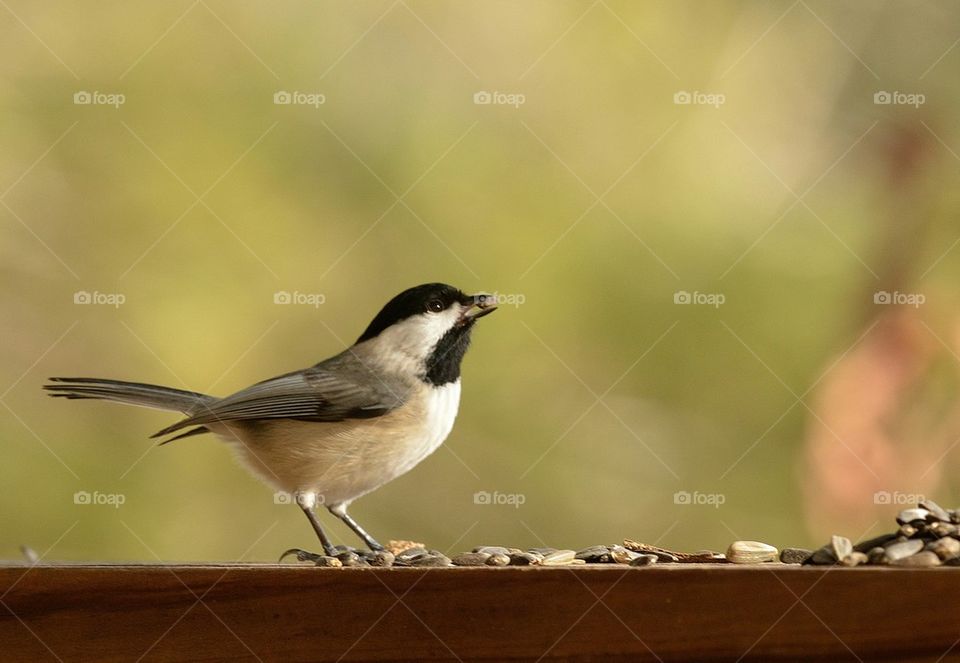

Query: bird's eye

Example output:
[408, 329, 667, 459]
[426, 299, 444, 313]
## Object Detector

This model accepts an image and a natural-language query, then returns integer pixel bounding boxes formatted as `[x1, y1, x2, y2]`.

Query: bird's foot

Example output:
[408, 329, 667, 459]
[280, 546, 395, 567]
[280, 547, 339, 565]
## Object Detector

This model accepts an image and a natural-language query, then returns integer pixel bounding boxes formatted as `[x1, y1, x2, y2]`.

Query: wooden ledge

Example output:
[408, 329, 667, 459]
[0, 564, 957, 661]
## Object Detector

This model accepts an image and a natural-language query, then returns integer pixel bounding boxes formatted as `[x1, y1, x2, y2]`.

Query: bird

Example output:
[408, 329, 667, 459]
[44, 283, 497, 561]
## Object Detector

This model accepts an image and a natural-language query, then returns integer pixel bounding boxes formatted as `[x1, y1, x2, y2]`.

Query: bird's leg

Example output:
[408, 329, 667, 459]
[300, 505, 338, 555]
[328, 503, 384, 551]
[280, 491, 338, 562]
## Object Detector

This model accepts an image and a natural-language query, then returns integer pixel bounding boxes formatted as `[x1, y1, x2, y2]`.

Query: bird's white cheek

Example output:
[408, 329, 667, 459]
[372, 310, 459, 361]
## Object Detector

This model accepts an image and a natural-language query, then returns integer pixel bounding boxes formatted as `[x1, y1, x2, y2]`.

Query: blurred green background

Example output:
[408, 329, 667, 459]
[3, 1, 960, 561]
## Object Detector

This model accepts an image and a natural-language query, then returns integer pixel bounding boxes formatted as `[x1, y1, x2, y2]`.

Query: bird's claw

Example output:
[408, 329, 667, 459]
[280, 547, 334, 563]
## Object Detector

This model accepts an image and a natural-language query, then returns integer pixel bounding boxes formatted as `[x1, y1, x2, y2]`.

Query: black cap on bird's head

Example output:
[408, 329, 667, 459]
[355, 283, 497, 385]
[356, 283, 496, 344]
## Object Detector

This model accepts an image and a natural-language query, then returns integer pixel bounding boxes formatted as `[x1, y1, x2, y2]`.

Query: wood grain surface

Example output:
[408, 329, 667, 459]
[0, 564, 958, 662]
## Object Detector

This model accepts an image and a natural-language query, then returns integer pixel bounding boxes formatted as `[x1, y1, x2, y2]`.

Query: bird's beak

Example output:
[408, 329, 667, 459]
[460, 293, 498, 323]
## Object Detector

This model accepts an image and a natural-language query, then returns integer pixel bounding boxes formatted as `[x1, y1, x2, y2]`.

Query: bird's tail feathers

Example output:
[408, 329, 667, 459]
[44, 377, 215, 414]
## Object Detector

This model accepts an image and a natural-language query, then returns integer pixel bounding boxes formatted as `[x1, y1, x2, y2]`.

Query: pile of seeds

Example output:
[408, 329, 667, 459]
[726, 498, 960, 567]
[796, 498, 960, 567]
[293, 542, 728, 568]
[286, 499, 960, 568]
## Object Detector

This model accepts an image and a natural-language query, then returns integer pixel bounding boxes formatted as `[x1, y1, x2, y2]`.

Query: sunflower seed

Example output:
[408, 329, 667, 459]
[831, 535, 853, 560]
[407, 553, 452, 567]
[779, 548, 813, 564]
[853, 533, 898, 553]
[727, 541, 778, 564]
[609, 545, 636, 564]
[629, 554, 659, 566]
[485, 552, 510, 567]
[930, 521, 957, 538]
[920, 500, 950, 522]
[576, 545, 613, 563]
[365, 551, 395, 567]
[807, 546, 837, 565]
[897, 508, 930, 525]
[927, 537, 960, 561]
[395, 546, 430, 561]
[892, 550, 941, 567]
[649, 550, 680, 563]
[841, 551, 868, 567]
[541, 550, 577, 566]
[884, 539, 924, 562]
[867, 547, 887, 565]
[335, 551, 364, 566]
[898, 524, 918, 538]
[508, 552, 539, 566]
[452, 552, 491, 567]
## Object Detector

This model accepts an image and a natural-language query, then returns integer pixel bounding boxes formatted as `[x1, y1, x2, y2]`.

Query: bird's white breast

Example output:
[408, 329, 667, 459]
[217, 379, 462, 505]
[399, 379, 461, 475]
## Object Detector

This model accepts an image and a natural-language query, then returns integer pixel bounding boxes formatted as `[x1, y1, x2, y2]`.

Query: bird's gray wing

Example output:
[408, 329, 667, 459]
[152, 352, 408, 438]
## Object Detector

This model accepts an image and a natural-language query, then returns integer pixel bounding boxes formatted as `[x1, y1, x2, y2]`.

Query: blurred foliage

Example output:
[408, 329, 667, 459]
[3, 1, 960, 561]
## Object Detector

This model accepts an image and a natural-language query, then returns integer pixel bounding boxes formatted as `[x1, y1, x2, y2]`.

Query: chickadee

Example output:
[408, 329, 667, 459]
[45, 283, 496, 559]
